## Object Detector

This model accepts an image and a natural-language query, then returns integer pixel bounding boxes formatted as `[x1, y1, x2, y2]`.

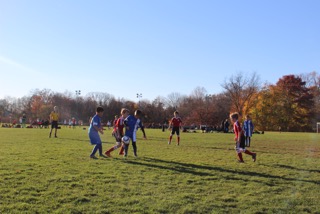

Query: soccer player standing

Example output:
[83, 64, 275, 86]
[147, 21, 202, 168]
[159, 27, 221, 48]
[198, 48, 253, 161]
[168, 111, 182, 145]
[243, 115, 254, 147]
[88, 106, 107, 159]
[49, 106, 59, 138]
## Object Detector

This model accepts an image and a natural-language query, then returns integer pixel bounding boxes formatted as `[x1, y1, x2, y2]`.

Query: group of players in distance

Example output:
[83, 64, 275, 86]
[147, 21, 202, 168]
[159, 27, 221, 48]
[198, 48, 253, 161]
[87, 106, 257, 163]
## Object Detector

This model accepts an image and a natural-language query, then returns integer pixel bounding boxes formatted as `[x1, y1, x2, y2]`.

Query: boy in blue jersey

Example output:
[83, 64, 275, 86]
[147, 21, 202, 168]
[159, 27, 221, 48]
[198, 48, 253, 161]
[123, 109, 147, 157]
[243, 115, 254, 147]
[88, 106, 107, 159]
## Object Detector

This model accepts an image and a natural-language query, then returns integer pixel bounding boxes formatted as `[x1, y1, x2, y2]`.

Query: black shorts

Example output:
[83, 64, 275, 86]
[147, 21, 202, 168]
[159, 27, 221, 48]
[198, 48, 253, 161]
[239, 134, 246, 149]
[171, 127, 180, 135]
[114, 133, 123, 142]
[51, 121, 58, 129]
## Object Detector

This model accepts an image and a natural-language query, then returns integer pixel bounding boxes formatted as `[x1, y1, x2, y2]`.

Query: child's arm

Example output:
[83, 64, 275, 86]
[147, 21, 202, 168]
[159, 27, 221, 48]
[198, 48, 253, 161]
[93, 125, 104, 134]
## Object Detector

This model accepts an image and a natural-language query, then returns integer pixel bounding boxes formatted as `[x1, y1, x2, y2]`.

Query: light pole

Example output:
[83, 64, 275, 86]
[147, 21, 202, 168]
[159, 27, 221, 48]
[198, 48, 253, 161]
[75, 90, 81, 120]
[137, 93, 142, 108]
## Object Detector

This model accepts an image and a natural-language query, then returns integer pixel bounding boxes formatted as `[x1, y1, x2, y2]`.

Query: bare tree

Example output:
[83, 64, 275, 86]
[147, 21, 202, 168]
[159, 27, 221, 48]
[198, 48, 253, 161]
[166, 92, 185, 109]
[222, 72, 260, 115]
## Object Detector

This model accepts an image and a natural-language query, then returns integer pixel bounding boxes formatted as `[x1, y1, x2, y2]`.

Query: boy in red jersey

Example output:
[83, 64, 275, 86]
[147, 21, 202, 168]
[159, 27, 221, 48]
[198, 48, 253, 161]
[168, 111, 182, 145]
[104, 108, 129, 157]
[230, 112, 257, 163]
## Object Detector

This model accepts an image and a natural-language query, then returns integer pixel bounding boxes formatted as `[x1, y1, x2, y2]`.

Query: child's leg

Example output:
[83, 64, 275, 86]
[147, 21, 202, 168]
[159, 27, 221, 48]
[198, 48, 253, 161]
[244, 149, 254, 155]
[106, 142, 121, 154]
[235, 143, 244, 162]
[244, 136, 248, 147]
[168, 134, 173, 144]
[248, 137, 251, 147]
[244, 149, 257, 162]
[124, 144, 129, 157]
[177, 135, 180, 145]
[90, 144, 99, 157]
[119, 145, 124, 155]
[132, 141, 137, 156]
[98, 144, 103, 156]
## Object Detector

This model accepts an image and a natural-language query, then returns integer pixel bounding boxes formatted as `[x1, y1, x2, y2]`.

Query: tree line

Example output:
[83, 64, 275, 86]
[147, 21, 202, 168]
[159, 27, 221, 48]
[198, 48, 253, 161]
[0, 71, 319, 132]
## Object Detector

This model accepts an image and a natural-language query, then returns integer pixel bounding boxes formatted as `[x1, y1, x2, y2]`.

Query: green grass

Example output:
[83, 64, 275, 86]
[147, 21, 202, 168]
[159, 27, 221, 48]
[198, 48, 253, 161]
[0, 127, 319, 213]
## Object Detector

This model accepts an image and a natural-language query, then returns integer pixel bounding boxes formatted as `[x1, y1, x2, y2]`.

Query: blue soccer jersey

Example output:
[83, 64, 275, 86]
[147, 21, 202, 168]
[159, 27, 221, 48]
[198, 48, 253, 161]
[243, 120, 254, 137]
[88, 114, 102, 144]
[124, 115, 143, 142]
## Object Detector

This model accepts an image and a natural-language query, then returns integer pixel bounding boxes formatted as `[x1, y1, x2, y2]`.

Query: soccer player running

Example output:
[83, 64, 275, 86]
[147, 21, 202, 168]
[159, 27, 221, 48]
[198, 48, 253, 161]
[49, 106, 59, 138]
[168, 111, 182, 145]
[230, 112, 256, 163]
[123, 109, 147, 158]
[104, 108, 129, 157]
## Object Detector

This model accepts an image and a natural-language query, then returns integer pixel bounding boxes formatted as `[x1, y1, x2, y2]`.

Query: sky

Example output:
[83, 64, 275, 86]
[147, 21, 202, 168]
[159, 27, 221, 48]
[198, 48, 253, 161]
[0, 0, 319, 102]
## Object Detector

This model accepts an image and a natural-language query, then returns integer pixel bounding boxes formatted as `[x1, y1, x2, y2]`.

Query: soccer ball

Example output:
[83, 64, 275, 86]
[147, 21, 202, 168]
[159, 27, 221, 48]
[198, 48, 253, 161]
[122, 136, 130, 145]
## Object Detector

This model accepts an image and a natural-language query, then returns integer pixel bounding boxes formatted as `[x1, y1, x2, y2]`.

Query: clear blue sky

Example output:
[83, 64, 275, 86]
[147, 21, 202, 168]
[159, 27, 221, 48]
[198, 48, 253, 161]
[0, 0, 319, 101]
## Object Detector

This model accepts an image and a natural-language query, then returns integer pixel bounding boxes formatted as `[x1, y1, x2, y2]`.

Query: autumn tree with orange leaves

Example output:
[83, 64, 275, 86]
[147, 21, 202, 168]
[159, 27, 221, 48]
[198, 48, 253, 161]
[250, 75, 314, 131]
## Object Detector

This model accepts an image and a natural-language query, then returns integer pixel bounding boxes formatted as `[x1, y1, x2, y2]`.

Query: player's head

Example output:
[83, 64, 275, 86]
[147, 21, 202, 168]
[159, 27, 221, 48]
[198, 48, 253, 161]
[246, 114, 251, 120]
[96, 106, 104, 116]
[174, 111, 179, 116]
[115, 115, 118, 119]
[134, 109, 142, 118]
[121, 108, 129, 117]
[230, 112, 239, 122]
[53, 106, 58, 112]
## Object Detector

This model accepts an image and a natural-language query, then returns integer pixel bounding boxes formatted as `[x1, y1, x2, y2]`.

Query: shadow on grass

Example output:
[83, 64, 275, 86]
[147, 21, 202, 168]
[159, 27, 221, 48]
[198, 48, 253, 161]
[268, 164, 320, 174]
[124, 157, 319, 185]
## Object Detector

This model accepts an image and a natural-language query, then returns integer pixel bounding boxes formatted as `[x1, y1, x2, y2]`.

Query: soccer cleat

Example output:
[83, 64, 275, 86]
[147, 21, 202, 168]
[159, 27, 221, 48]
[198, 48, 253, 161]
[55, 135, 58, 138]
[90, 155, 98, 159]
[252, 153, 257, 162]
[100, 154, 108, 158]
[168, 141, 171, 145]
[134, 153, 138, 157]
[237, 160, 245, 163]
[105, 151, 112, 158]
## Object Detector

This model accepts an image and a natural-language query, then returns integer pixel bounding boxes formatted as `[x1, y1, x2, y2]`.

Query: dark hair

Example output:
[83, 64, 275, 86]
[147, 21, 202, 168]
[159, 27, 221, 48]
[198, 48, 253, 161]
[96, 106, 104, 113]
[174, 111, 179, 115]
[135, 109, 142, 116]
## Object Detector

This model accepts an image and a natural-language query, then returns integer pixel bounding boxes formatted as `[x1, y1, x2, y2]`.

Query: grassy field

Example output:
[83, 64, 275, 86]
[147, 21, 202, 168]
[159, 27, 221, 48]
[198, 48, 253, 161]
[0, 127, 319, 214]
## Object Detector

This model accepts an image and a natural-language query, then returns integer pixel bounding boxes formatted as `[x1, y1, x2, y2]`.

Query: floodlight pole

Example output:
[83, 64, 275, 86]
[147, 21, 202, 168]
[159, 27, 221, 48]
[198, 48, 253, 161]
[75, 90, 81, 119]
[137, 93, 142, 108]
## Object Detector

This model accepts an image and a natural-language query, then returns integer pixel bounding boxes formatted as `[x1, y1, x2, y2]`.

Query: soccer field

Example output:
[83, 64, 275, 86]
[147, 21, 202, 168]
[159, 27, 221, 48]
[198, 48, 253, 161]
[0, 127, 319, 213]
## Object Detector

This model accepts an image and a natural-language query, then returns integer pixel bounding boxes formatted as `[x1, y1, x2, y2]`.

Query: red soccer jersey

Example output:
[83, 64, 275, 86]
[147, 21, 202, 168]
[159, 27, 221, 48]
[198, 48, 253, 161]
[233, 120, 242, 141]
[115, 117, 125, 135]
[170, 117, 182, 127]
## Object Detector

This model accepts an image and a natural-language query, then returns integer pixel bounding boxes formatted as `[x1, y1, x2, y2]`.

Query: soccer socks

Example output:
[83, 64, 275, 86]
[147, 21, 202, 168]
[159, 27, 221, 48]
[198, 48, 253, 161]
[132, 142, 137, 156]
[244, 150, 254, 156]
[119, 146, 124, 155]
[237, 152, 244, 162]
[124, 144, 129, 157]
[105, 147, 115, 154]
[169, 135, 173, 143]
[177, 136, 180, 145]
